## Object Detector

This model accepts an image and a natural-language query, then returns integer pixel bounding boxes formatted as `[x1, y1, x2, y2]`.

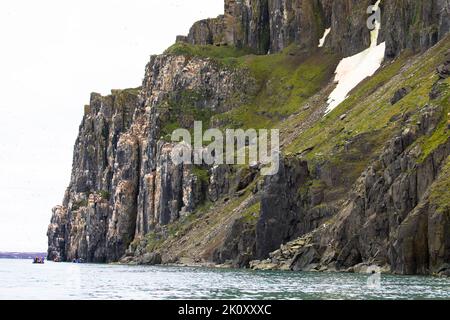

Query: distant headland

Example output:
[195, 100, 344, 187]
[0, 252, 46, 260]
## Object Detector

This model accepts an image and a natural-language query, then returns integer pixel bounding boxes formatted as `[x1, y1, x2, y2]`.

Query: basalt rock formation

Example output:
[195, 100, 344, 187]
[180, 0, 450, 57]
[48, 54, 253, 263]
[252, 104, 450, 275]
[49, 0, 449, 276]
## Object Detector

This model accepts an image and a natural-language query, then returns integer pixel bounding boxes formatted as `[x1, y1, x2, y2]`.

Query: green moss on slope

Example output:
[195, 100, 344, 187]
[415, 79, 450, 163]
[161, 43, 340, 136]
[286, 35, 450, 175]
[241, 202, 261, 224]
[429, 157, 450, 214]
[192, 165, 210, 184]
[215, 45, 339, 129]
[164, 43, 254, 63]
[159, 89, 214, 138]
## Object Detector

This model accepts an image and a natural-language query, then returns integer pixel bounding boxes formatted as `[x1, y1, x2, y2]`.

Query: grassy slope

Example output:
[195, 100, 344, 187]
[165, 43, 340, 130]
[164, 42, 254, 66]
[214, 46, 339, 129]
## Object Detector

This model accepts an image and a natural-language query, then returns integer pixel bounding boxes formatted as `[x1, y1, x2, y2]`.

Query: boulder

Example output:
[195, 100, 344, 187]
[140, 252, 162, 265]
[390, 87, 411, 105]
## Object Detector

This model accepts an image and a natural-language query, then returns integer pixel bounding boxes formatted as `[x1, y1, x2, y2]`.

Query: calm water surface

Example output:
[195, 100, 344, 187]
[0, 259, 449, 300]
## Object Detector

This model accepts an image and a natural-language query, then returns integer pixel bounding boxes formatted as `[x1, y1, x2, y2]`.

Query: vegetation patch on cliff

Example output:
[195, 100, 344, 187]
[164, 43, 254, 63]
[284, 37, 450, 192]
[241, 202, 261, 224]
[414, 80, 450, 163]
[215, 45, 339, 129]
[159, 89, 214, 138]
[429, 157, 450, 214]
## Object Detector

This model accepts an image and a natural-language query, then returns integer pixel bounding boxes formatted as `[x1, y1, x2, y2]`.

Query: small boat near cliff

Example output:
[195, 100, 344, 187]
[72, 258, 85, 264]
[33, 257, 45, 264]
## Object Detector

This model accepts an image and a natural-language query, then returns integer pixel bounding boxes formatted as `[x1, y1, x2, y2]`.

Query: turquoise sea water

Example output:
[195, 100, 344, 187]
[0, 259, 449, 300]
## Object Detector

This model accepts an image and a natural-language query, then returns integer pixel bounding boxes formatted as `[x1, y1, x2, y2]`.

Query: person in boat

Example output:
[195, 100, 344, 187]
[33, 257, 44, 264]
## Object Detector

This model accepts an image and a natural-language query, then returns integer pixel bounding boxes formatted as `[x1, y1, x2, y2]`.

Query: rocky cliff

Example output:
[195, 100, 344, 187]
[48, 54, 253, 262]
[49, 0, 450, 275]
[181, 0, 449, 57]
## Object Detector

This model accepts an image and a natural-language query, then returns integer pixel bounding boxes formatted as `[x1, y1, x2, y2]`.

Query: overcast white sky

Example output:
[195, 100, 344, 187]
[0, 0, 223, 252]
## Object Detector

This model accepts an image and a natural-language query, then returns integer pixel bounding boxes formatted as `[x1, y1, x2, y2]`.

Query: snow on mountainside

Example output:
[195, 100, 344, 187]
[326, 0, 385, 113]
[319, 28, 331, 48]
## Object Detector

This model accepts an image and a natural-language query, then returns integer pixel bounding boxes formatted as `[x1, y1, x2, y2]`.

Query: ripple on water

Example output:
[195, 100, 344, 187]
[0, 260, 449, 300]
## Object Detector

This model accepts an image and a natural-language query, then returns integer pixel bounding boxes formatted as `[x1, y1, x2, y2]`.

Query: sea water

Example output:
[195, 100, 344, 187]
[0, 259, 449, 300]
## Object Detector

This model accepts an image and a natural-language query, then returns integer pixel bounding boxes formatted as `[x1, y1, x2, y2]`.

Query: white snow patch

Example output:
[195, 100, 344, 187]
[318, 28, 331, 47]
[325, 0, 385, 114]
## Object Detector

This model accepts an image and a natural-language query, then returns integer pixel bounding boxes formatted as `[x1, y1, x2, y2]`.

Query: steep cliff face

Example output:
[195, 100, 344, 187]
[383, 0, 450, 58]
[134, 54, 254, 237]
[48, 89, 140, 262]
[185, 0, 271, 54]
[182, 0, 450, 58]
[252, 108, 450, 275]
[313, 106, 449, 274]
[183, 0, 325, 54]
[48, 54, 254, 262]
[49, 0, 449, 274]
[251, 42, 450, 275]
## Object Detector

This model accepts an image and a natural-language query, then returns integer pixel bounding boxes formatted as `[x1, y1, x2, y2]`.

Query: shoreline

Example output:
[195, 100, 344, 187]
[14, 257, 447, 278]
[109, 259, 449, 278]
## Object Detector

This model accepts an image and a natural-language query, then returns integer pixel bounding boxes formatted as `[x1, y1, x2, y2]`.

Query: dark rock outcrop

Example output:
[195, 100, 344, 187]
[251, 105, 450, 275]
[183, 0, 449, 59]
[187, 17, 227, 46]
[383, 0, 450, 58]
[213, 216, 257, 268]
[391, 87, 411, 105]
[267, 0, 325, 53]
[184, 0, 327, 54]
[186, 0, 271, 54]
[139, 252, 163, 265]
[47, 206, 68, 262]
[430, 50, 450, 99]
[255, 157, 310, 259]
